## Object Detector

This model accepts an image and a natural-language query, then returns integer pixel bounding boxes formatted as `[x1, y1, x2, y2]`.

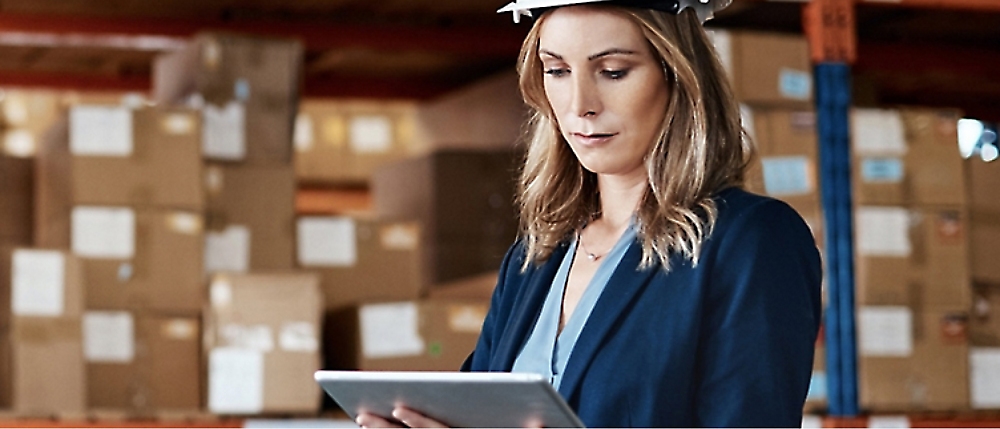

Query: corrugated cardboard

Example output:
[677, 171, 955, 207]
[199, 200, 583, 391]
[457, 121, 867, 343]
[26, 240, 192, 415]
[852, 108, 966, 206]
[70, 106, 203, 210]
[205, 273, 322, 414]
[205, 164, 295, 272]
[153, 32, 303, 164]
[80, 208, 204, 313]
[0, 155, 34, 245]
[9, 317, 86, 415]
[710, 30, 813, 107]
[967, 158, 1000, 284]
[372, 149, 520, 286]
[34, 118, 72, 249]
[325, 298, 487, 372]
[428, 271, 498, 301]
[855, 206, 971, 311]
[86, 313, 201, 413]
[971, 283, 1000, 347]
[744, 108, 819, 202]
[858, 307, 969, 412]
[296, 217, 423, 311]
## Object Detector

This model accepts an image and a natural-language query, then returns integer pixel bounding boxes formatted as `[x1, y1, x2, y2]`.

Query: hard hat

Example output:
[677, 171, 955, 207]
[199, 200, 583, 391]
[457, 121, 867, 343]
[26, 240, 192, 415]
[497, 0, 733, 24]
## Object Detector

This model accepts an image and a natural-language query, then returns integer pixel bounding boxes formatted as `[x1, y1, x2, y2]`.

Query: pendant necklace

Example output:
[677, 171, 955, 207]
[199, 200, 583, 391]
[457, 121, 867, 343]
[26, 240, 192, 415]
[577, 231, 604, 262]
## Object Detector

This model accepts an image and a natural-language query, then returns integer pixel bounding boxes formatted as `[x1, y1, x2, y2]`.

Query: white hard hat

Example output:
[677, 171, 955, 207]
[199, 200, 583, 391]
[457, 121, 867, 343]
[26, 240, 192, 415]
[498, 0, 733, 24]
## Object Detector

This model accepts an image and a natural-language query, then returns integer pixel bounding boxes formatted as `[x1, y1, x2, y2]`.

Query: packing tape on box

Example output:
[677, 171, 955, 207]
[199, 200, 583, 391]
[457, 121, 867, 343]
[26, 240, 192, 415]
[161, 319, 198, 341]
[161, 113, 196, 135]
[167, 212, 204, 235]
[379, 224, 419, 251]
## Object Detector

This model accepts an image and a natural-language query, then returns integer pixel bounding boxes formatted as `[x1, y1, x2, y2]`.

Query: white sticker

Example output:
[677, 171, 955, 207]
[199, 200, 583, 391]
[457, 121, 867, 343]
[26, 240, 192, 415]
[69, 106, 133, 157]
[349, 115, 393, 154]
[208, 348, 265, 414]
[279, 322, 319, 352]
[778, 68, 812, 101]
[71, 206, 136, 259]
[856, 207, 911, 257]
[11, 250, 65, 317]
[296, 217, 357, 267]
[852, 109, 907, 156]
[219, 324, 274, 352]
[211, 278, 233, 308]
[860, 158, 904, 183]
[448, 304, 487, 333]
[970, 348, 1000, 409]
[205, 225, 251, 274]
[202, 102, 246, 161]
[167, 212, 203, 235]
[761, 156, 812, 196]
[294, 113, 315, 152]
[83, 311, 135, 363]
[360, 302, 425, 358]
[380, 224, 419, 251]
[857, 306, 913, 357]
[868, 416, 910, 428]
[161, 112, 196, 135]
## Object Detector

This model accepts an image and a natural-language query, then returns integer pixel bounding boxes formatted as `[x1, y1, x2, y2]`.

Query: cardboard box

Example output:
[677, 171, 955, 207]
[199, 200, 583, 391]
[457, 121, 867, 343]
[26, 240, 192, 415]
[967, 157, 1000, 284]
[74, 207, 204, 313]
[971, 283, 1000, 347]
[857, 306, 969, 412]
[0, 155, 34, 245]
[153, 32, 303, 164]
[8, 317, 86, 415]
[325, 298, 487, 371]
[294, 100, 416, 185]
[1, 90, 61, 158]
[854, 206, 971, 311]
[2, 249, 84, 321]
[372, 149, 520, 286]
[297, 216, 423, 311]
[85, 312, 201, 413]
[205, 164, 295, 274]
[428, 271, 498, 301]
[69, 106, 204, 210]
[205, 273, 322, 414]
[709, 30, 813, 107]
[852, 108, 966, 206]
[34, 118, 72, 249]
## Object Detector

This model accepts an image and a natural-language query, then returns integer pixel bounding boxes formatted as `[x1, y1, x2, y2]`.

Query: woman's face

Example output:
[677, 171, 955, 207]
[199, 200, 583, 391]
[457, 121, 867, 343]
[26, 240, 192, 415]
[538, 6, 669, 179]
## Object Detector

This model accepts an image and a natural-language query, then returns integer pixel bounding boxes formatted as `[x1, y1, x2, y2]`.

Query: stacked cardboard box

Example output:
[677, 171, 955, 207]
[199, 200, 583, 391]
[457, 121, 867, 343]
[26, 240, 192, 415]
[852, 107, 972, 412]
[967, 155, 1000, 410]
[1, 90, 61, 158]
[1, 156, 34, 247]
[710, 30, 813, 108]
[204, 273, 322, 415]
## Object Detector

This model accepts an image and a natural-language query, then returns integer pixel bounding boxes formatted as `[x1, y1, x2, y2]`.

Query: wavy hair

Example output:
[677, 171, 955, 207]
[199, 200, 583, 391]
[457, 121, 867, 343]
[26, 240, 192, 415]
[516, 5, 752, 271]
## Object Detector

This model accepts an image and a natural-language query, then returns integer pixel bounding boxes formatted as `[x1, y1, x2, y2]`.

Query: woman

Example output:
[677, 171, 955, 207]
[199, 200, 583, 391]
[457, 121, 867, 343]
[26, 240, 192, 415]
[358, 0, 822, 427]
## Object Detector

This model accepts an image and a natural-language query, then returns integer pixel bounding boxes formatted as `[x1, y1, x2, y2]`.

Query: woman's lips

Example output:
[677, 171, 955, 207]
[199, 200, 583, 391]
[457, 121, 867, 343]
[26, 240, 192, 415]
[572, 132, 618, 146]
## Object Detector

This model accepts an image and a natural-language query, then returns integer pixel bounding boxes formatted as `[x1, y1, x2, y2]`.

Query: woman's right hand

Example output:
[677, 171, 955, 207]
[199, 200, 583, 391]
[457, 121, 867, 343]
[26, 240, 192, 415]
[355, 407, 450, 428]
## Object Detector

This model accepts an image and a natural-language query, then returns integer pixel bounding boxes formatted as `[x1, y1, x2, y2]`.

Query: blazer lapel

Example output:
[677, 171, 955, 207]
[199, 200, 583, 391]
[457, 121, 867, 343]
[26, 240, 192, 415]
[491, 243, 569, 371]
[557, 241, 658, 397]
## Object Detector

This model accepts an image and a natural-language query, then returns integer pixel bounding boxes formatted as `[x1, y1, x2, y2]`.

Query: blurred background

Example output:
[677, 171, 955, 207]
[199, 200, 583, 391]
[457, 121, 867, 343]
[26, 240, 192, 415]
[0, 0, 999, 427]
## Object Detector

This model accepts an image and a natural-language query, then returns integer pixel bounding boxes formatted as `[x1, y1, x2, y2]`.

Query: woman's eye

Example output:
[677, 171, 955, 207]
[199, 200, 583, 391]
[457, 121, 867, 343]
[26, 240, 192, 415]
[602, 69, 629, 80]
[544, 68, 568, 78]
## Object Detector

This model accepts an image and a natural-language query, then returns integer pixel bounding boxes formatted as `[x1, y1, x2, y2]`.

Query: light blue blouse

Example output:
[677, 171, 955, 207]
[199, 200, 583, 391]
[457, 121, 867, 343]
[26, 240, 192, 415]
[511, 223, 638, 390]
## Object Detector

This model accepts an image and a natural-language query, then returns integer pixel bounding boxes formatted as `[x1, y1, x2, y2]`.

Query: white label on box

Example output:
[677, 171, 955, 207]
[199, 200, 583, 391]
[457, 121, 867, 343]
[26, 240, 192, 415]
[209, 348, 264, 414]
[294, 113, 314, 152]
[11, 250, 65, 317]
[349, 115, 393, 154]
[761, 156, 812, 196]
[296, 217, 357, 267]
[970, 348, 1000, 409]
[167, 212, 203, 235]
[71, 206, 136, 259]
[858, 306, 913, 357]
[380, 224, 419, 251]
[202, 102, 246, 160]
[856, 207, 911, 257]
[360, 302, 425, 358]
[739, 104, 756, 143]
[69, 105, 133, 157]
[860, 158, 904, 183]
[220, 324, 274, 352]
[852, 109, 907, 156]
[83, 311, 135, 363]
[279, 322, 319, 352]
[708, 30, 733, 80]
[205, 225, 251, 274]
[448, 304, 487, 333]
[210, 277, 233, 308]
[161, 112, 196, 135]
[778, 68, 812, 101]
[163, 319, 198, 340]
[867, 416, 910, 428]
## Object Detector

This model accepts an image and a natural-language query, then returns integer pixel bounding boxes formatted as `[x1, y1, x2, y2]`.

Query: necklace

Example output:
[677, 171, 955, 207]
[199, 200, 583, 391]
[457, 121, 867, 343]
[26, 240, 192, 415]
[577, 231, 604, 261]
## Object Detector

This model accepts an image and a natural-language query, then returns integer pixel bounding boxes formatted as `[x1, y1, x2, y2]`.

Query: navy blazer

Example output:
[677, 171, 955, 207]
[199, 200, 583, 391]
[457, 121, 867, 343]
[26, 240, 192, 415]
[462, 188, 823, 428]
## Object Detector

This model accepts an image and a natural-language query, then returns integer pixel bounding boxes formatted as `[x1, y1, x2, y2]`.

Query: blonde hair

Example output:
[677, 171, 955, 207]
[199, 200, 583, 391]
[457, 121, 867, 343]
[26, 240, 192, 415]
[516, 5, 752, 271]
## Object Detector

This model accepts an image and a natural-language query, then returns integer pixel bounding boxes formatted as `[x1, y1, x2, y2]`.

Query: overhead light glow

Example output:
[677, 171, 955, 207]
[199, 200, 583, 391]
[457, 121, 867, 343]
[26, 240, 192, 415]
[957, 118, 985, 159]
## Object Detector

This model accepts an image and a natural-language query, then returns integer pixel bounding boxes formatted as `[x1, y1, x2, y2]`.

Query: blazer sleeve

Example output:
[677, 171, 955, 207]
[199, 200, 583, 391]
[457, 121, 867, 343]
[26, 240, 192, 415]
[461, 240, 524, 372]
[695, 200, 823, 427]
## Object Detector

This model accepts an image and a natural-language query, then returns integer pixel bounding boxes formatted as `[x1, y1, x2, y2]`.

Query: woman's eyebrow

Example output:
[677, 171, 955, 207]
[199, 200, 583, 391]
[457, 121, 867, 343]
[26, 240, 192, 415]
[588, 48, 638, 61]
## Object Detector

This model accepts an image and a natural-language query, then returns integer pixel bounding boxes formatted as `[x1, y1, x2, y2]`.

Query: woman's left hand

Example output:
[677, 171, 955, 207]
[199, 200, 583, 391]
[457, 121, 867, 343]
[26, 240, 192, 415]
[355, 407, 449, 428]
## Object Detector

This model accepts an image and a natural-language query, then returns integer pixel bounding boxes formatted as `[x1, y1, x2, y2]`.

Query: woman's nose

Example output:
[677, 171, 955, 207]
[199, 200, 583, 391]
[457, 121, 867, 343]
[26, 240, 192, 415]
[570, 74, 601, 118]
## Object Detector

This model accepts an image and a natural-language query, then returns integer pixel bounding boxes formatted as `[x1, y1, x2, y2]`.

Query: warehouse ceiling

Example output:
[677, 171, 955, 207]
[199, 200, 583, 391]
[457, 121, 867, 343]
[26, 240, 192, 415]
[0, 0, 998, 120]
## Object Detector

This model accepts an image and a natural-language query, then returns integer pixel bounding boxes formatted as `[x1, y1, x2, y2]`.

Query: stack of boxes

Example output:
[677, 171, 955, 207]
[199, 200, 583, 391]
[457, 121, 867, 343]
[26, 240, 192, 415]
[967, 155, 1000, 410]
[851, 107, 973, 411]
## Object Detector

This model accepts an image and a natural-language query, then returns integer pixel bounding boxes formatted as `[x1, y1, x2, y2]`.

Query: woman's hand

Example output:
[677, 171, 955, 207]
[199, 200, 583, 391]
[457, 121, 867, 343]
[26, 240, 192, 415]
[355, 407, 449, 428]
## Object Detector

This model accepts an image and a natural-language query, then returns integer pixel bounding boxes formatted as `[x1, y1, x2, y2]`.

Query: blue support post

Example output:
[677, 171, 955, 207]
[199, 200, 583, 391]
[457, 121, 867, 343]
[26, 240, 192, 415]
[815, 62, 859, 417]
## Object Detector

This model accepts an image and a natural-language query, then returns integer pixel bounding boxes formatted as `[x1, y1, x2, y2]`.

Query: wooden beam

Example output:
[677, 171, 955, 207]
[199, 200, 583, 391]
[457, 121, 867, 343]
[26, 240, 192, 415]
[0, 12, 525, 57]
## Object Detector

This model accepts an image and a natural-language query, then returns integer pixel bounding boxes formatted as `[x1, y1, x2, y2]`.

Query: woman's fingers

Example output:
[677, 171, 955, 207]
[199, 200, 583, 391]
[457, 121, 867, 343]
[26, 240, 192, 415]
[355, 412, 407, 428]
[392, 407, 450, 428]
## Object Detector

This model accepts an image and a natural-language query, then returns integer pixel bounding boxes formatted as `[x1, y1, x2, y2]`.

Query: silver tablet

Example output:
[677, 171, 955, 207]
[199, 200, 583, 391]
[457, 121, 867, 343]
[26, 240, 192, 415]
[314, 370, 585, 428]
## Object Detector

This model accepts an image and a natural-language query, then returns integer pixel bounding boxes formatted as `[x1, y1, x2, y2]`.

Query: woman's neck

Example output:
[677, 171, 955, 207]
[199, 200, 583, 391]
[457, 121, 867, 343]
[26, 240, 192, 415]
[595, 173, 646, 230]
